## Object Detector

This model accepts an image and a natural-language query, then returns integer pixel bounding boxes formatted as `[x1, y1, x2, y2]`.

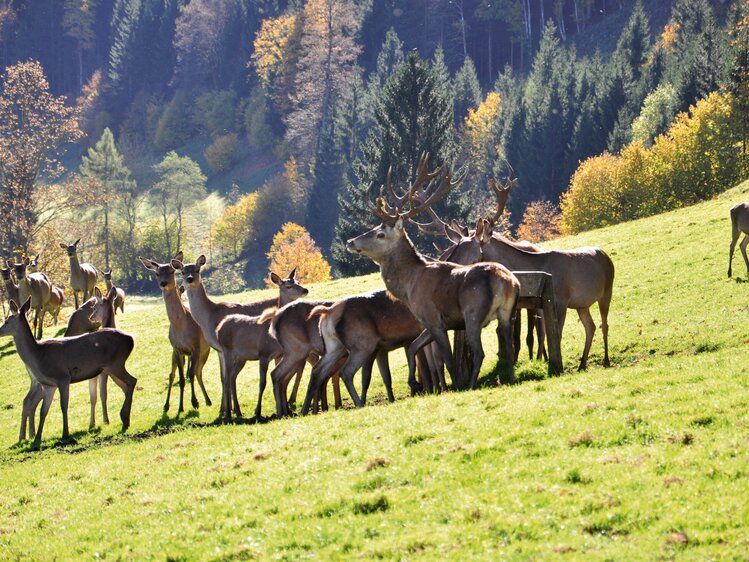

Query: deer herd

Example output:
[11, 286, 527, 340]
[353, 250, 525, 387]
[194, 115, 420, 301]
[1, 154, 746, 449]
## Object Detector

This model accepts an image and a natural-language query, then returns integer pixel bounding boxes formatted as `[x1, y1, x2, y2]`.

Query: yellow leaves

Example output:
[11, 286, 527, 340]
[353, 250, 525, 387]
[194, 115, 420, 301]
[212, 193, 257, 261]
[464, 91, 501, 173]
[660, 22, 679, 53]
[266, 222, 331, 287]
[252, 13, 296, 85]
[516, 200, 561, 243]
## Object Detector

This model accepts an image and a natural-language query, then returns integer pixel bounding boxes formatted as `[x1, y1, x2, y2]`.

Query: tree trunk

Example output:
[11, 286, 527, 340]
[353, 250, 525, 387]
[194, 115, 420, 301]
[104, 202, 110, 270]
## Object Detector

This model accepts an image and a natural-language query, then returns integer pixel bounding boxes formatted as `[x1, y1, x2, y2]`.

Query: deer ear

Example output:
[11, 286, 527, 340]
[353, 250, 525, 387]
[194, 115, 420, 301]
[445, 224, 462, 244]
[20, 298, 31, 315]
[196, 255, 207, 268]
[9, 300, 18, 313]
[173, 250, 184, 263]
[59, 243, 67, 249]
[289, 267, 297, 280]
[138, 257, 156, 271]
[270, 272, 281, 286]
[23, 256, 29, 265]
[94, 287, 102, 299]
[171, 259, 184, 270]
[394, 217, 404, 231]
[74, 238, 81, 246]
[107, 286, 118, 301]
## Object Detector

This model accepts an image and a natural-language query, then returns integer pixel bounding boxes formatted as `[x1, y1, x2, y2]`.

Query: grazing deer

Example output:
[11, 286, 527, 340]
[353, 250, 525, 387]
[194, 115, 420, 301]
[139, 252, 212, 414]
[59, 238, 98, 309]
[102, 268, 126, 314]
[173, 256, 308, 419]
[346, 153, 520, 391]
[300, 289, 439, 415]
[0, 298, 137, 449]
[438, 177, 615, 371]
[11, 258, 52, 339]
[728, 202, 749, 278]
[63, 287, 116, 429]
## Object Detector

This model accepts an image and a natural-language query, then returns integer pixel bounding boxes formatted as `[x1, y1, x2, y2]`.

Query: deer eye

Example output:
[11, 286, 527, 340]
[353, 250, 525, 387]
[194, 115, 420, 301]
[376, 231, 386, 239]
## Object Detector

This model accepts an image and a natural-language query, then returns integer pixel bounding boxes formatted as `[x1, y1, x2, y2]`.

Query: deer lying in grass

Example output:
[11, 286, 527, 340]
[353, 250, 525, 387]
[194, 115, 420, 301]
[0, 298, 136, 449]
[103, 268, 126, 314]
[139, 252, 211, 414]
[437, 176, 615, 371]
[346, 153, 520, 391]
[12, 258, 52, 339]
[728, 202, 749, 278]
[174, 256, 307, 420]
[59, 238, 98, 309]
[300, 289, 439, 415]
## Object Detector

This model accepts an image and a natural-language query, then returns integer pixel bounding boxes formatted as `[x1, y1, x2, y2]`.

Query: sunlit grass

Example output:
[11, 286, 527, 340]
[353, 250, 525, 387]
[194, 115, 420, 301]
[0, 181, 748, 559]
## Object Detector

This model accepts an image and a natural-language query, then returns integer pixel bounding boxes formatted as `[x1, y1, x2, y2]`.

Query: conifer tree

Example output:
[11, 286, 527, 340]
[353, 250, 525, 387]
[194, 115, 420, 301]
[453, 56, 482, 124]
[80, 128, 135, 269]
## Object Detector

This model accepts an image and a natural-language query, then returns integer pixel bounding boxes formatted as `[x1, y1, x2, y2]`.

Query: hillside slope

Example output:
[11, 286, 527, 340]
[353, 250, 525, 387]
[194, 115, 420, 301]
[0, 181, 748, 559]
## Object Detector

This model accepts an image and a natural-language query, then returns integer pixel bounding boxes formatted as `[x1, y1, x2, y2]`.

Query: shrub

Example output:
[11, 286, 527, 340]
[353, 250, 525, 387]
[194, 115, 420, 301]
[204, 133, 241, 174]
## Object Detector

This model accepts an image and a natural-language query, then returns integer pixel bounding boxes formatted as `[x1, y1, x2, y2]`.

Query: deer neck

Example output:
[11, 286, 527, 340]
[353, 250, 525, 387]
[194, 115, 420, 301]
[102, 304, 116, 329]
[378, 237, 426, 303]
[163, 285, 190, 327]
[105, 278, 113, 291]
[68, 254, 83, 277]
[10, 316, 41, 368]
[4, 278, 19, 302]
[184, 280, 219, 330]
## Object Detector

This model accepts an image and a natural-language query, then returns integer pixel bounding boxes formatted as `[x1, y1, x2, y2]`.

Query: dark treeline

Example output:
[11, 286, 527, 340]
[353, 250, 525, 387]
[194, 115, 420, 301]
[0, 0, 743, 288]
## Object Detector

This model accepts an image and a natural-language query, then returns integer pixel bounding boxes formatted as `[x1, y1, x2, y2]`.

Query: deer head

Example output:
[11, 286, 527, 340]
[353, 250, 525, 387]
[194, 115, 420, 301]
[0, 298, 31, 337]
[139, 251, 184, 293]
[172, 255, 206, 289]
[347, 153, 465, 263]
[59, 238, 82, 257]
[269, 268, 309, 300]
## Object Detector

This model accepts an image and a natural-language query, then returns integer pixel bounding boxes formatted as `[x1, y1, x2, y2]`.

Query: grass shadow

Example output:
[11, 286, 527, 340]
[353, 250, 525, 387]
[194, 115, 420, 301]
[733, 276, 749, 284]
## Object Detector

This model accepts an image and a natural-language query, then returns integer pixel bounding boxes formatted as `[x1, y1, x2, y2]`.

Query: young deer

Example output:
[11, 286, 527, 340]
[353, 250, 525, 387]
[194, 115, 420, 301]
[139, 252, 211, 414]
[59, 238, 98, 309]
[12, 258, 52, 339]
[0, 298, 136, 449]
[346, 153, 520, 391]
[103, 268, 126, 314]
[64, 287, 117, 429]
[300, 289, 437, 415]
[174, 257, 307, 420]
[728, 202, 749, 278]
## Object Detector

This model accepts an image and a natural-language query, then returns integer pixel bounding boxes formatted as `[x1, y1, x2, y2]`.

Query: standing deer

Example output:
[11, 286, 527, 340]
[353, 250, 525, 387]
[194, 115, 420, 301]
[12, 258, 52, 339]
[59, 238, 98, 309]
[728, 202, 749, 278]
[300, 289, 439, 415]
[346, 153, 520, 391]
[103, 268, 126, 314]
[0, 298, 137, 449]
[173, 257, 308, 420]
[139, 252, 212, 414]
[1, 262, 19, 308]
[438, 176, 615, 371]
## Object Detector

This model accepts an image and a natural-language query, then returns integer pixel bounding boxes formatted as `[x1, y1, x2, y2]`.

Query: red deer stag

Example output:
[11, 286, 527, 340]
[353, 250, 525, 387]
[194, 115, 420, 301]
[728, 202, 749, 278]
[0, 298, 136, 449]
[59, 238, 98, 309]
[346, 153, 520, 391]
[139, 252, 212, 414]
[103, 268, 126, 314]
[300, 289, 440, 415]
[437, 176, 615, 371]
[174, 257, 307, 420]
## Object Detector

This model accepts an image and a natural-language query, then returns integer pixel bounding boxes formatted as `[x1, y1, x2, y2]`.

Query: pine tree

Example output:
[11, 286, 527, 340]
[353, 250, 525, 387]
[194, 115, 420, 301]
[453, 56, 482, 124]
[80, 128, 135, 269]
[727, 0, 749, 161]
[331, 50, 462, 272]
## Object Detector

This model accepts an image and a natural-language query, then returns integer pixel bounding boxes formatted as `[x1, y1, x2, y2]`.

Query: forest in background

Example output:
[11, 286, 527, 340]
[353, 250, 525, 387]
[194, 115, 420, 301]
[0, 0, 746, 292]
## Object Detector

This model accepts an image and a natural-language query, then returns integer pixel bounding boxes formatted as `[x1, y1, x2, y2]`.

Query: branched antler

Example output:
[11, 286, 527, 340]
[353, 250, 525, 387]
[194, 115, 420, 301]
[486, 160, 515, 226]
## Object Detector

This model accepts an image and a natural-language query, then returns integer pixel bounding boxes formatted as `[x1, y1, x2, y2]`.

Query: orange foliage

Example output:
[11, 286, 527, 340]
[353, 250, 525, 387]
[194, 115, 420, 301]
[516, 200, 562, 243]
[265, 222, 331, 287]
[252, 13, 296, 86]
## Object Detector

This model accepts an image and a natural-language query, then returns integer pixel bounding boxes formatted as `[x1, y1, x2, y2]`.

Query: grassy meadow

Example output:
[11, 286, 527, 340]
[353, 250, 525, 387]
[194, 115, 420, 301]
[0, 181, 748, 560]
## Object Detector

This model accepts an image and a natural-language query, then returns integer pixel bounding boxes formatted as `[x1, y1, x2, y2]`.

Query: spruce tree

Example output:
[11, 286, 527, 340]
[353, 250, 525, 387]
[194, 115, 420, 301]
[453, 56, 482, 124]
[331, 51, 462, 273]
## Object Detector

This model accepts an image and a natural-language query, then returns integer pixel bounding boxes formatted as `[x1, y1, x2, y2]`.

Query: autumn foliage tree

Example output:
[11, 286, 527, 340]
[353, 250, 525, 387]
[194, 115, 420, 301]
[266, 222, 331, 287]
[0, 60, 82, 252]
[212, 192, 257, 263]
[516, 200, 562, 243]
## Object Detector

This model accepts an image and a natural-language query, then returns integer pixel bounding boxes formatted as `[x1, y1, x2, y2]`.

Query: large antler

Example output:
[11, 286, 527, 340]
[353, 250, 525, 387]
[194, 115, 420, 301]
[369, 152, 465, 225]
[486, 160, 515, 226]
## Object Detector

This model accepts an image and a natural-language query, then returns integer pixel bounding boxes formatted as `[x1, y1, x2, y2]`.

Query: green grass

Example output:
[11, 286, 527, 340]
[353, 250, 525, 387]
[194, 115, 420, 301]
[1, 182, 749, 560]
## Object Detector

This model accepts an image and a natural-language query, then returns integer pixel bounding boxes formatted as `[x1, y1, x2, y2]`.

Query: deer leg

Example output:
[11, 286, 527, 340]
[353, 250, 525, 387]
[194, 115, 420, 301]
[514, 310, 522, 362]
[288, 367, 304, 409]
[535, 311, 548, 361]
[37, 308, 45, 339]
[218, 351, 233, 421]
[58, 381, 71, 442]
[525, 309, 535, 361]
[20, 379, 42, 441]
[302, 348, 344, 415]
[107, 365, 136, 432]
[73, 290, 80, 310]
[187, 354, 199, 409]
[255, 356, 270, 420]
[373, 349, 394, 403]
[740, 234, 749, 276]
[194, 347, 211, 406]
[33, 385, 56, 449]
[406, 330, 435, 395]
[88, 377, 98, 428]
[427, 328, 457, 389]
[464, 324, 487, 390]
[99, 373, 109, 424]
[164, 350, 178, 412]
[272, 356, 301, 418]
[174, 351, 186, 413]
[599, 298, 611, 368]
[230, 358, 243, 419]
[577, 307, 596, 371]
